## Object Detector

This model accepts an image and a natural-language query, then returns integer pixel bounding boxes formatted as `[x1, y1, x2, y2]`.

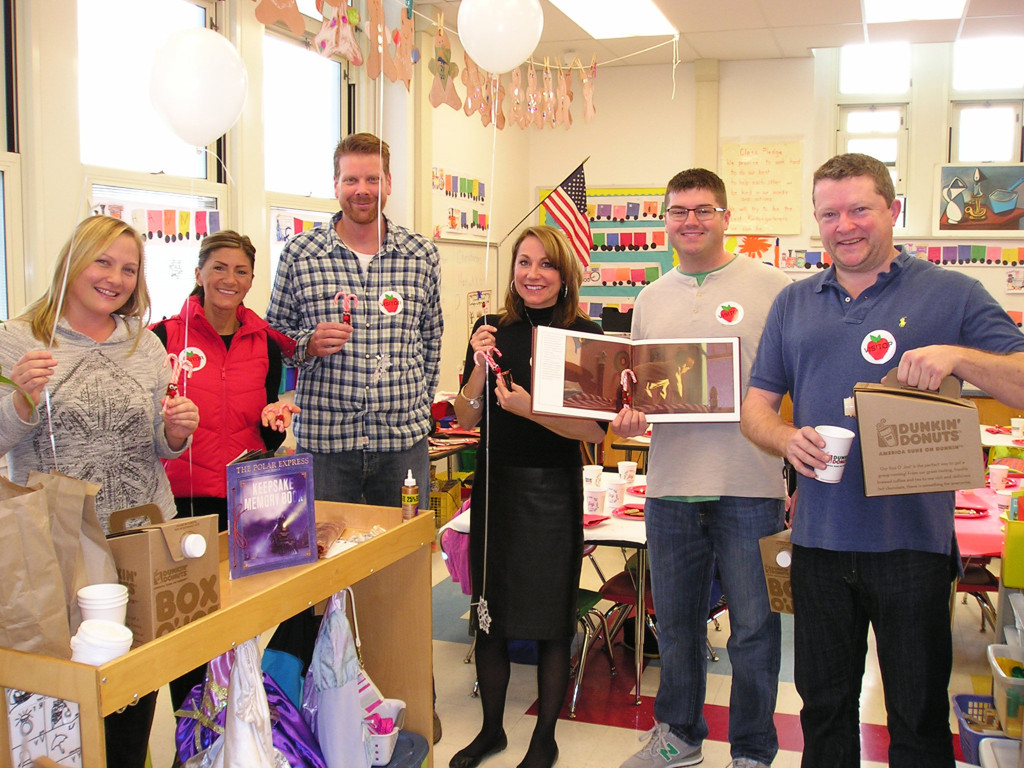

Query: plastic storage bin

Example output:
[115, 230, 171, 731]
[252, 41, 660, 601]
[987, 644, 1024, 738]
[953, 693, 1012, 765]
[382, 730, 430, 768]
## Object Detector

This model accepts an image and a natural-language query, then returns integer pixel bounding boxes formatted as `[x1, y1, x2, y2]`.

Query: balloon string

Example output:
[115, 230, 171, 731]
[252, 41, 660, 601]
[42, 172, 93, 470]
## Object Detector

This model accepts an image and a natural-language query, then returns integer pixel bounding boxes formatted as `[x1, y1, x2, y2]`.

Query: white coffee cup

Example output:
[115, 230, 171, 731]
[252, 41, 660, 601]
[605, 479, 626, 507]
[71, 619, 133, 665]
[1013, 418, 1024, 438]
[77, 583, 129, 625]
[814, 425, 856, 484]
[583, 465, 603, 488]
[990, 464, 1010, 491]
[617, 461, 638, 484]
[584, 488, 607, 514]
[996, 489, 1014, 513]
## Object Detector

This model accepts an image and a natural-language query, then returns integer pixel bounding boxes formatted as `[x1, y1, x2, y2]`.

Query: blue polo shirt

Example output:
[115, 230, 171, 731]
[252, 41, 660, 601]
[749, 249, 1024, 554]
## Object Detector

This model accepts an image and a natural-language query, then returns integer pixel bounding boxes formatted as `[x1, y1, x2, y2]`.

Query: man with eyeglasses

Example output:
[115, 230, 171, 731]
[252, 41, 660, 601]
[613, 169, 791, 768]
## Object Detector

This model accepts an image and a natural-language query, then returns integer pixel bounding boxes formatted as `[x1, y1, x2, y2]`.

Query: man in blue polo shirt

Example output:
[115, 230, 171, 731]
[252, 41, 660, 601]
[741, 153, 1024, 767]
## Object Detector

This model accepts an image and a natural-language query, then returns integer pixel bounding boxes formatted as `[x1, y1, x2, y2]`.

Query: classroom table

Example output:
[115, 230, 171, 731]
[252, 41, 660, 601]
[439, 473, 651, 705]
[955, 486, 1007, 558]
[980, 425, 1024, 450]
[610, 435, 651, 474]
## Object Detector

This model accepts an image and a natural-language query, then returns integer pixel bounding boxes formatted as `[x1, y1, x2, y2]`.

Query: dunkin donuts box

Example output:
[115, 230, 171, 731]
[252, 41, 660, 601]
[758, 529, 794, 614]
[852, 371, 983, 497]
[107, 507, 220, 647]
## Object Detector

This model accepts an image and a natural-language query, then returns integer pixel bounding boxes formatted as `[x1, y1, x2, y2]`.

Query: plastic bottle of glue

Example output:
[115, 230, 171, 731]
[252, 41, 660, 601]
[401, 469, 419, 521]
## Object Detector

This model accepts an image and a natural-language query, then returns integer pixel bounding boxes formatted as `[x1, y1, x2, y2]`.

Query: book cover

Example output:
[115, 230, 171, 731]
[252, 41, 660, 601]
[226, 452, 317, 579]
[531, 326, 741, 423]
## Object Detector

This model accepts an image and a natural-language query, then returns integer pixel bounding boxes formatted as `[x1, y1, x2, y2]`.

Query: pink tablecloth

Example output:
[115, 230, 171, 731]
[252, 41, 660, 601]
[955, 487, 1007, 558]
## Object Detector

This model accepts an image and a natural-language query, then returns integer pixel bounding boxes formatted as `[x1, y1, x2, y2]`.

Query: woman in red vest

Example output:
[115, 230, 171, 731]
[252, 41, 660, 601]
[152, 230, 299, 532]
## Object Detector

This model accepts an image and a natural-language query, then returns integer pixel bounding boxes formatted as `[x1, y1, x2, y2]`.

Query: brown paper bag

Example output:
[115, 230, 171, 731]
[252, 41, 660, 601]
[0, 477, 71, 658]
[27, 471, 118, 633]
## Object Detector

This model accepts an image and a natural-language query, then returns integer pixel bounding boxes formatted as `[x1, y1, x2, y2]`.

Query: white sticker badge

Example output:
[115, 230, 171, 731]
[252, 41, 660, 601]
[716, 302, 744, 326]
[180, 347, 207, 373]
[861, 329, 896, 365]
[378, 290, 404, 315]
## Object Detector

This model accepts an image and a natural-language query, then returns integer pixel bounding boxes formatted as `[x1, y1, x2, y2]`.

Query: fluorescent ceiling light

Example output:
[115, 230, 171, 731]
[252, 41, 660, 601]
[863, 0, 966, 24]
[547, 0, 676, 39]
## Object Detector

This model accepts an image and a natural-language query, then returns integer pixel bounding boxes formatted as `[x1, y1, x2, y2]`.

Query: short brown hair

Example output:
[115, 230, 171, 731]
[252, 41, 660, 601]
[190, 230, 256, 298]
[333, 132, 390, 179]
[501, 226, 588, 329]
[665, 168, 728, 210]
[813, 153, 895, 206]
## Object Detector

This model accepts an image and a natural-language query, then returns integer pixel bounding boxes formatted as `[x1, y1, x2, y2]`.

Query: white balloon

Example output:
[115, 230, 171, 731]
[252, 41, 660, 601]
[457, 0, 544, 75]
[150, 28, 248, 148]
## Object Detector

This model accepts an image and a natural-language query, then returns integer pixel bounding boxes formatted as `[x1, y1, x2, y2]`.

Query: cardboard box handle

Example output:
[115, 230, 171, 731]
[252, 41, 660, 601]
[880, 368, 961, 399]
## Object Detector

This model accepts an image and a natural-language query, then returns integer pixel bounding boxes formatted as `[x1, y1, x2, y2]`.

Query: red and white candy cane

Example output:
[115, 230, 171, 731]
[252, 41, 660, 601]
[621, 368, 637, 407]
[334, 292, 358, 324]
[474, 347, 504, 378]
[162, 352, 194, 413]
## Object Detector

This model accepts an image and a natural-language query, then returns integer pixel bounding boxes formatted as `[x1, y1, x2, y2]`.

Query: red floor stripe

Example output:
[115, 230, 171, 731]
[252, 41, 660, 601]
[528, 643, 965, 762]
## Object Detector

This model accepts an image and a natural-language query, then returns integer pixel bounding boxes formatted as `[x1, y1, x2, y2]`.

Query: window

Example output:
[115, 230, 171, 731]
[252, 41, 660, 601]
[78, 0, 212, 178]
[263, 34, 344, 198]
[839, 43, 911, 95]
[91, 185, 219, 322]
[269, 206, 333, 281]
[950, 102, 1023, 163]
[837, 105, 908, 199]
[0, 152, 23, 320]
[953, 38, 1024, 92]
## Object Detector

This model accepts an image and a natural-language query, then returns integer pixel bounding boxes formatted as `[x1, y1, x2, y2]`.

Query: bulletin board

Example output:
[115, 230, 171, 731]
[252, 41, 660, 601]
[431, 166, 490, 242]
[720, 142, 802, 234]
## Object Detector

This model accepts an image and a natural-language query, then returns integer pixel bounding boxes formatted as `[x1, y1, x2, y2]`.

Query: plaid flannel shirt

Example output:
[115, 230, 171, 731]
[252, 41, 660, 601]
[266, 211, 443, 453]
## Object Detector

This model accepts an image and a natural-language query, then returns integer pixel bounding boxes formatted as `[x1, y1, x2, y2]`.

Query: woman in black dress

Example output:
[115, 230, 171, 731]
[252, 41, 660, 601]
[451, 226, 605, 768]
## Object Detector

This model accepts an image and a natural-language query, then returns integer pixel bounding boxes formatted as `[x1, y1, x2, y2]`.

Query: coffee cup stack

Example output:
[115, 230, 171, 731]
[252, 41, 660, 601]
[72, 584, 133, 665]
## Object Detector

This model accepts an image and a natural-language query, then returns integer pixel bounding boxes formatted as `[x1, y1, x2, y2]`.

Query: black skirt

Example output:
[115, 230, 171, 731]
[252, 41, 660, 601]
[469, 464, 583, 639]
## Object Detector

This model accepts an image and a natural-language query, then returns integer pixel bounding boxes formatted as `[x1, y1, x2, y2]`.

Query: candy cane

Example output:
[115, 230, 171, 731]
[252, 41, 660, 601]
[473, 347, 504, 376]
[333, 292, 358, 323]
[621, 368, 637, 407]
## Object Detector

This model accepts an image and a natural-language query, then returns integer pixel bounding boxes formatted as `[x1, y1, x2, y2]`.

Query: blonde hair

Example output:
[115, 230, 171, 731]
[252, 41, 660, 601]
[21, 215, 150, 349]
[500, 225, 588, 328]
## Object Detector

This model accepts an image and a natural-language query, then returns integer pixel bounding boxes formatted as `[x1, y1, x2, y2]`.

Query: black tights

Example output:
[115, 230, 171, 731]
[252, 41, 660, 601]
[467, 632, 571, 768]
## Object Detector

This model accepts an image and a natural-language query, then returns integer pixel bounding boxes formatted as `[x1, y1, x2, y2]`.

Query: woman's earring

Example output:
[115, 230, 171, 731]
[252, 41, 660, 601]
[563, 283, 568, 298]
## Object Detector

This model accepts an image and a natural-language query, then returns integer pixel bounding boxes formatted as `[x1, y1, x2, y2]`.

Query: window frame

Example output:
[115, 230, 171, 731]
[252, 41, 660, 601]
[0, 150, 23, 317]
[836, 103, 909, 198]
[949, 99, 1024, 164]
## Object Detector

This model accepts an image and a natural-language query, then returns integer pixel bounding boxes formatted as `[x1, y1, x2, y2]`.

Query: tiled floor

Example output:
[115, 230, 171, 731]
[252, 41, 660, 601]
[147, 542, 999, 767]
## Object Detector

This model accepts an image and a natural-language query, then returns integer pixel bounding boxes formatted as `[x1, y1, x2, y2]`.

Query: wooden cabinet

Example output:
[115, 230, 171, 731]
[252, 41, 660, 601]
[0, 504, 435, 768]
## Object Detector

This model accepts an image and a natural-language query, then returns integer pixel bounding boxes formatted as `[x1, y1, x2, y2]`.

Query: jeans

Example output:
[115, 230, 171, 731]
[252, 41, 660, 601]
[300, 437, 430, 509]
[791, 546, 955, 768]
[645, 496, 784, 764]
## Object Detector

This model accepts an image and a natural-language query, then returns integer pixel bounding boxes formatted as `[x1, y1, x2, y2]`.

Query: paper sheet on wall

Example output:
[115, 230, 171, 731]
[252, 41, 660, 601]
[720, 142, 802, 235]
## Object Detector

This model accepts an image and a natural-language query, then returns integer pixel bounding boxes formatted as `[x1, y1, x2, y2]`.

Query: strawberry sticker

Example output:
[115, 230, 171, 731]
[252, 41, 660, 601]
[716, 302, 744, 325]
[860, 329, 896, 365]
[378, 290, 404, 315]
[180, 347, 207, 373]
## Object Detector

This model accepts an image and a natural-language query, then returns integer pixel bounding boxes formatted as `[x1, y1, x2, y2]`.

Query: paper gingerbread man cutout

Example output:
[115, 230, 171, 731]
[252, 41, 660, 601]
[366, 0, 397, 81]
[389, 7, 416, 90]
[541, 61, 557, 129]
[461, 54, 486, 118]
[427, 18, 462, 111]
[555, 59, 573, 129]
[525, 61, 542, 128]
[313, 1, 363, 65]
[508, 66, 526, 129]
[485, 74, 506, 130]
[582, 55, 597, 122]
[254, 0, 305, 35]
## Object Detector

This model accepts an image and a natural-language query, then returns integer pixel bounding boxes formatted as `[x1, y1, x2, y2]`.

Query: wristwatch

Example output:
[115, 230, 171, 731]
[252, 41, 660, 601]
[460, 387, 482, 410]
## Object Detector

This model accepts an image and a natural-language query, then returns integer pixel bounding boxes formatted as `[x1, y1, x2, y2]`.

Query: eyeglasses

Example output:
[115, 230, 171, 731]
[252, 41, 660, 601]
[665, 206, 726, 222]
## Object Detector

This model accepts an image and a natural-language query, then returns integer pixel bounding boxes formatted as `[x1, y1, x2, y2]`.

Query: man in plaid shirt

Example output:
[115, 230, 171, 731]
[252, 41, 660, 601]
[266, 133, 442, 509]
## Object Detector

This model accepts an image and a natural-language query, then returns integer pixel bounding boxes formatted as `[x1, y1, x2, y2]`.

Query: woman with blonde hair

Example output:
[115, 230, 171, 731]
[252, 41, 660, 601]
[451, 225, 605, 768]
[0, 214, 198, 766]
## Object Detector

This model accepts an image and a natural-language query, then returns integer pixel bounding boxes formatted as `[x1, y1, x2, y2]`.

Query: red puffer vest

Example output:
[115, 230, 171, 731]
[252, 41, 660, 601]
[157, 297, 294, 498]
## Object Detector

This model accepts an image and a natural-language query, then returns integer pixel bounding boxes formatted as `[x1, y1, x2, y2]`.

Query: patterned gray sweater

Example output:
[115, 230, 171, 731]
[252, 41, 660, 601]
[0, 316, 184, 532]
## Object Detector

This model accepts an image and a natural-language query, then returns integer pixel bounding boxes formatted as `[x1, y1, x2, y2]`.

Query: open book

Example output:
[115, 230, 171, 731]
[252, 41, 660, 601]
[531, 326, 741, 423]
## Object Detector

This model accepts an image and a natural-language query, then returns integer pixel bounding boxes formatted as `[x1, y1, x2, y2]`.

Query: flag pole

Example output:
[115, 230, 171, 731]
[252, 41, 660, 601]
[497, 156, 590, 247]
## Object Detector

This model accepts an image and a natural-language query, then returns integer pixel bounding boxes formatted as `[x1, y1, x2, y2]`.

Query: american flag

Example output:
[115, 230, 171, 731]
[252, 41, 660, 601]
[542, 163, 593, 267]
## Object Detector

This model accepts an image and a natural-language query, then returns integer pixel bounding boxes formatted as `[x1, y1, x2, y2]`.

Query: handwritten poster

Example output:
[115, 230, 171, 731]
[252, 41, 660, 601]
[720, 142, 802, 234]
